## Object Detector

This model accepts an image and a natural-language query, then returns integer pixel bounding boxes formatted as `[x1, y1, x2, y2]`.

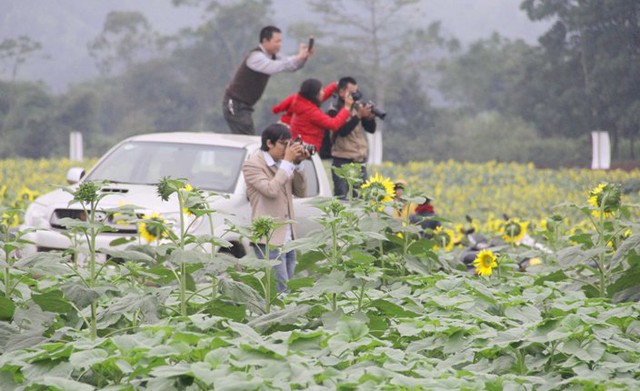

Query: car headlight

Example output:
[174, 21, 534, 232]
[24, 202, 50, 228]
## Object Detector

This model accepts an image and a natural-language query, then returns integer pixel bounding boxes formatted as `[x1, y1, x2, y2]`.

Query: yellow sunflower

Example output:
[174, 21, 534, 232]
[361, 173, 395, 204]
[138, 212, 168, 243]
[181, 183, 194, 216]
[502, 218, 528, 243]
[1, 211, 19, 228]
[17, 186, 39, 202]
[473, 249, 498, 276]
[432, 226, 455, 252]
[588, 183, 621, 218]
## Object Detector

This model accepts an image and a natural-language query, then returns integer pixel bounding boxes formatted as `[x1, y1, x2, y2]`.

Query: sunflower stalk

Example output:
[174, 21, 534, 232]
[66, 181, 110, 339]
[177, 189, 188, 316]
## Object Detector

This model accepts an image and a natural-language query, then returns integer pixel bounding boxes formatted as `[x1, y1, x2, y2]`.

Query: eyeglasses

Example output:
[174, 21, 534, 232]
[276, 139, 291, 145]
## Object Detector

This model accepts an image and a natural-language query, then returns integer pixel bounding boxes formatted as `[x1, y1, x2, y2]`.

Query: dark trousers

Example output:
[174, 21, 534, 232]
[332, 157, 368, 199]
[222, 95, 255, 135]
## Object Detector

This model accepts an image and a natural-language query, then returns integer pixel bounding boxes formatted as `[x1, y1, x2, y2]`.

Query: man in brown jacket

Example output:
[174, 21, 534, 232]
[242, 123, 308, 292]
[328, 77, 377, 199]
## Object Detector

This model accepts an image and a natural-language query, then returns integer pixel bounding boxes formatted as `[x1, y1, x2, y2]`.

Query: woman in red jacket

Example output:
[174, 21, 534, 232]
[289, 78, 354, 150]
[272, 81, 338, 125]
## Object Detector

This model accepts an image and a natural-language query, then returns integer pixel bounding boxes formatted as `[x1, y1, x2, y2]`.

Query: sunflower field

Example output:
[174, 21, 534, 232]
[1, 158, 640, 390]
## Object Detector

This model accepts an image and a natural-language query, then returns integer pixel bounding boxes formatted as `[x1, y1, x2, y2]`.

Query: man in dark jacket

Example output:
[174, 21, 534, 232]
[223, 26, 313, 135]
[329, 77, 377, 199]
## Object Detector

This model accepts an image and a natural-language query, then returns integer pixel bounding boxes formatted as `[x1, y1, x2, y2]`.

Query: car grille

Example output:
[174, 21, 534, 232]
[50, 209, 140, 234]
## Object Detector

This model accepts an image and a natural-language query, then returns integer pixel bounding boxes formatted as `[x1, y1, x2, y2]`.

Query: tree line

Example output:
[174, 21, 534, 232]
[0, 0, 638, 167]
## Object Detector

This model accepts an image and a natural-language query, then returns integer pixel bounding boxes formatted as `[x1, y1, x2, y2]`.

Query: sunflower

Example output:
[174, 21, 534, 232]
[473, 249, 498, 276]
[181, 183, 195, 216]
[432, 226, 455, 252]
[502, 218, 527, 243]
[361, 172, 395, 204]
[17, 186, 39, 202]
[138, 212, 168, 243]
[588, 183, 621, 218]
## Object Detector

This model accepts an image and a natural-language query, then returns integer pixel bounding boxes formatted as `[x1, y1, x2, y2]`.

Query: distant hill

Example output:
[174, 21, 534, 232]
[0, 0, 550, 94]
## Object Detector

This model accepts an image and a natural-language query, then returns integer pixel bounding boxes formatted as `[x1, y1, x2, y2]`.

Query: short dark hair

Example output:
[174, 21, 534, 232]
[260, 26, 281, 42]
[337, 76, 357, 91]
[298, 78, 322, 107]
[261, 123, 291, 151]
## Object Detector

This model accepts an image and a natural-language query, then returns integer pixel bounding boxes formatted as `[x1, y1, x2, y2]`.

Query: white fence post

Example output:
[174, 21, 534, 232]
[591, 131, 610, 170]
[70, 132, 83, 162]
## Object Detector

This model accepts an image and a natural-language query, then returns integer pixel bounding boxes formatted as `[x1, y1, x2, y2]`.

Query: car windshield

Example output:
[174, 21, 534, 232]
[86, 141, 246, 193]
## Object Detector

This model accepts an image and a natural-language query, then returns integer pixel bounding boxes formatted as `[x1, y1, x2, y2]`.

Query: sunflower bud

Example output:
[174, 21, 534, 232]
[251, 216, 277, 241]
[157, 176, 175, 201]
[588, 183, 621, 216]
[74, 181, 101, 203]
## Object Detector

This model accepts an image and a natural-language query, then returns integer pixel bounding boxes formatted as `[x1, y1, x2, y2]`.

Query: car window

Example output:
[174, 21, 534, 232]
[86, 141, 246, 193]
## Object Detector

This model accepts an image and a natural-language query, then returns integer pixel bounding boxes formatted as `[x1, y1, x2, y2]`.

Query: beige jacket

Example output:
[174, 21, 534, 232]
[331, 121, 369, 163]
[242, 150, 307, 246]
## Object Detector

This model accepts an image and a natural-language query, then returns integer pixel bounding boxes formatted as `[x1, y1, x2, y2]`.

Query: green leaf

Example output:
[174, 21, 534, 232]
[97, 293, 159, 325]
[0, 297, 15, 321]
[60, 282, 101, 309]
[206, 299, 246, 322]
[504, 304, 542, 324]
[99, 248, 155, 263]
[168, 248, 210, 265]
[556, 246, 605, 267]
[336, 317, 369, 341]
[367, 299, 420, 318]
[287, 330, 326, 352]
[32, 290, 74, 314]
[13, 252, 71, 275]
[287, 276, 315, 290]
[31, 376, 94, 391]
[247, 304, 310, 333]
[218, 278, 265, 315]
[306, 269, 353, 295]
[69, 348, 109, 369]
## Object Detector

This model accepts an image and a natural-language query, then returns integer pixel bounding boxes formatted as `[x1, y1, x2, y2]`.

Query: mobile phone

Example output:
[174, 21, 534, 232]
[308, 37, 314, 51]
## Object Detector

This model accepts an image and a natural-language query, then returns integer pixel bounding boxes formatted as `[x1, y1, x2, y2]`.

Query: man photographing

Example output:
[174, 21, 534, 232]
[329, 77, 377, 199]
[223, 26, 314, 135]
[242, 123, 309, 292]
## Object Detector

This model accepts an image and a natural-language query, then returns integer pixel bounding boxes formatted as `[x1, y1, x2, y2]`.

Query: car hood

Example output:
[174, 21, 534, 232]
[33, 183, 242, 215]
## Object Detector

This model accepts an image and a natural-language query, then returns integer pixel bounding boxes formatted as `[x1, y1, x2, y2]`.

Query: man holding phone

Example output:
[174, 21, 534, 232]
[223, 26, 315, 135]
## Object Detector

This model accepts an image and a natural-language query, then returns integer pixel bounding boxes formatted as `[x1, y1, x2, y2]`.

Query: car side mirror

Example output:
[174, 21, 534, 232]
[66, 167, 85, 184]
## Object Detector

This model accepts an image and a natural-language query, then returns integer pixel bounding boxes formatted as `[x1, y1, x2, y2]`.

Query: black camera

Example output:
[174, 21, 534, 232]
[350, 91, 386, 120]
[293, 135, 316, 155]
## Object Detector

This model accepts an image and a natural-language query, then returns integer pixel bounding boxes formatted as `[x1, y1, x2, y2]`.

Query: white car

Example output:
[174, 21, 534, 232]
[21, 132, 332, 257]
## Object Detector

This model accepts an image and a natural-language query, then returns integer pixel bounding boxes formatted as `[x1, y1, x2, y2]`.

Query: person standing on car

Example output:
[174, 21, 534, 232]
[242, 123, 309, 292]
[223, 26, 313, 135]
[329, 77, 377, 199]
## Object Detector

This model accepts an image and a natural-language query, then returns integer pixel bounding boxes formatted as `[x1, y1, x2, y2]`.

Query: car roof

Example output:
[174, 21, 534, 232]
[125, 132, 261, 149]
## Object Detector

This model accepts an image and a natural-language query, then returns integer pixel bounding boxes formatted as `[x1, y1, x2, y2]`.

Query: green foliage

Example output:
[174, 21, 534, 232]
[2, 171, 640, 388]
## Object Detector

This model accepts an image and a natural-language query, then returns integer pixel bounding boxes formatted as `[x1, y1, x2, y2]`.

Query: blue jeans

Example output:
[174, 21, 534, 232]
[253, 244, 296, 293]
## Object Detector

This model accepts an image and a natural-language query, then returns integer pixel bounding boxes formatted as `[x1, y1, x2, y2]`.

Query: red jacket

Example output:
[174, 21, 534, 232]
[272, 82, 338, 125]
[289, 96, 350, 150]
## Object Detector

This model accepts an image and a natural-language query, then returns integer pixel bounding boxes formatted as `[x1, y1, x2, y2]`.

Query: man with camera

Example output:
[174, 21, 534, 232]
[223, 26, 314, 135]
[242, 123, 310, 292]
[328, 77, 378, 199]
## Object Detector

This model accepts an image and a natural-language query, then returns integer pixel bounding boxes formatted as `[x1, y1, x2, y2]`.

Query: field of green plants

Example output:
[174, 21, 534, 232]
[1, 158, 640, 390]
